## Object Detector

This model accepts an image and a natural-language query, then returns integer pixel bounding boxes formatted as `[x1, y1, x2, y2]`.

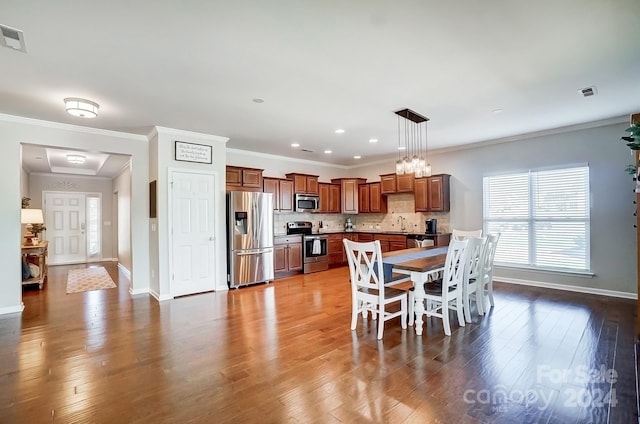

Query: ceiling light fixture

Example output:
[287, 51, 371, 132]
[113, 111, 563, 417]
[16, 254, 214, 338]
[354, 155, 361, 159]
[66, 154, 86, 164]
[335, 129, 345, 134]
[64, 97, 99, 118]
[395, 108, 431, 178]
[369, 138, 378, 143]
[324, 150, 332, 154]
[291, 143, 300, 147]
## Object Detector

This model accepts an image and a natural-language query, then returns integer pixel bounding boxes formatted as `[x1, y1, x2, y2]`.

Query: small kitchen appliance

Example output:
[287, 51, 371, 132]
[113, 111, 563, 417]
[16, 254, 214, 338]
[425, 219, 437, 234]
[344, 217, 355, 232]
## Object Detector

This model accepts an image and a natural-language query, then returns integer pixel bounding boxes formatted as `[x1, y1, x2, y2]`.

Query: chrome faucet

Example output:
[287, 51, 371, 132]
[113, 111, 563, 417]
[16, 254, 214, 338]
[397, 216, 406, 231]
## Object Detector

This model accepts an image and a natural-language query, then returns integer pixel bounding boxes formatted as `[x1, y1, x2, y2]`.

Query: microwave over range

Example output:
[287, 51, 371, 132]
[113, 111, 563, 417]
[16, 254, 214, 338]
[294, 193, 320, 213]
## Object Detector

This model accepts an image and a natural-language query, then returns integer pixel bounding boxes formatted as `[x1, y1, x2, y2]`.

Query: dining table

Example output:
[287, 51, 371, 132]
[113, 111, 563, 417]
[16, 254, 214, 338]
[382, 246, 448, 336]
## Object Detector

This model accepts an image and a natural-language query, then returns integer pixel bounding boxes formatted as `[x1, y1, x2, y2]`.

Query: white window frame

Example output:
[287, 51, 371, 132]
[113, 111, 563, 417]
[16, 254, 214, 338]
[483, 164, 591, 274]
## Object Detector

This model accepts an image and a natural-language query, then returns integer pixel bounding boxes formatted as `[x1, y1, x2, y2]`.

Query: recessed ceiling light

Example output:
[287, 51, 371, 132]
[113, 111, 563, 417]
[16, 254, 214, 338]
[291, 143, 300, 147]
[354, 155, 361, 159]
[398, 146, 406, 150]
[252, 98, 264, 103]
[64, 98, 99, 118]
[324, 150, 332, 154]
[369, 138, 378, 143]
[66, 154, 86, 164]
[335, 129, 345, 134]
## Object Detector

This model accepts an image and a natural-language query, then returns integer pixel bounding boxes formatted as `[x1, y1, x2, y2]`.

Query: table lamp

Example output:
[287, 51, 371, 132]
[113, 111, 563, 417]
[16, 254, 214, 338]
[21, 208, 44, 245]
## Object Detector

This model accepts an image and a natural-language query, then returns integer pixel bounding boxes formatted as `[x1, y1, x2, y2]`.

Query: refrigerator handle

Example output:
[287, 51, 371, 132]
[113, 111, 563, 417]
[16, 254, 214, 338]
[237, 248, 272, 256]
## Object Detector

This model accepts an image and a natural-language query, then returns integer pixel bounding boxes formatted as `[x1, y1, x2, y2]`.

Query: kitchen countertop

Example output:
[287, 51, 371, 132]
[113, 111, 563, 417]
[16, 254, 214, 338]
[275, 230, 449, 236]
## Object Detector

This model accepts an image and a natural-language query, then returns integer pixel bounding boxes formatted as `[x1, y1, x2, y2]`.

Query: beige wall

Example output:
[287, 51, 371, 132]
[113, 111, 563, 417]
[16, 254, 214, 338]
[113, 165, 132, 275]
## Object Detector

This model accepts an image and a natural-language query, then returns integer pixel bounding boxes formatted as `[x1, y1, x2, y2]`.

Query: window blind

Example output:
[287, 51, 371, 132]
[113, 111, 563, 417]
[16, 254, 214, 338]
[483, 166, 590, 272]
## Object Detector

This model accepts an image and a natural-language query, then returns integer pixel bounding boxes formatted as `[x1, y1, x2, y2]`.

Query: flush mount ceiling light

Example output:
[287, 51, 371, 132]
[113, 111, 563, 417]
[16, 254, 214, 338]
[66, 154, 86, 164]
[291, 143, 300, 147]
[334, 129, 345, 134]
[64, 97, 99, 118]
[395, 108, 431, 178]
[369, 138, 378, 143]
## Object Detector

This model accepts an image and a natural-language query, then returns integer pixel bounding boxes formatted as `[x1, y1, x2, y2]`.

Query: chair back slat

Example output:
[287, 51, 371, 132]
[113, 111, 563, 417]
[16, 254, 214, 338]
[442, 238, 469, 290]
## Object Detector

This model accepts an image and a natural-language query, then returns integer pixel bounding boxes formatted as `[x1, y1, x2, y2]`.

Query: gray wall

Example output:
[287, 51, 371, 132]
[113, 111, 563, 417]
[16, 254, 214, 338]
[352, 121, 636, 295]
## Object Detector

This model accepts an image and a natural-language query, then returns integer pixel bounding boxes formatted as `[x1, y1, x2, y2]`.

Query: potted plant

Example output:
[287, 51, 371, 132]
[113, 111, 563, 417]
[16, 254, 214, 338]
[621, 121, 640, 192]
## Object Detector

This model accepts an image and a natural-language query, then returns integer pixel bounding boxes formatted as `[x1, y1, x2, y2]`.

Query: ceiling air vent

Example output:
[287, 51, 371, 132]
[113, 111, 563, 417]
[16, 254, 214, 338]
[579, 86, 597, 98]
[301, 149, 314, 153]
[0, 24, 26, 52]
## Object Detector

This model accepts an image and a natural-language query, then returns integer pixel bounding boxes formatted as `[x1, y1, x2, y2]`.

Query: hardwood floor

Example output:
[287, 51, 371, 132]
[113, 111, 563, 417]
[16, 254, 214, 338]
[0, 263, 636, 423]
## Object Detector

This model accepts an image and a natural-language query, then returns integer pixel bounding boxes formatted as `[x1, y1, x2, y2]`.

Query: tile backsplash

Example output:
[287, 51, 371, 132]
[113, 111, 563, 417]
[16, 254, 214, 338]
[273, 193, 450, 234]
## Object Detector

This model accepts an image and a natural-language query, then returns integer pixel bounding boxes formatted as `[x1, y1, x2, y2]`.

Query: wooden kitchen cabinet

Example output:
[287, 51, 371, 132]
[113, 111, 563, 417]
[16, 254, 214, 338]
[427, 174, 450, 211]
[374, 234, 407, 253]
[358, 184, 370, 213]
[380, 173, 397, 194]
[319, 183, 341, 213]
[331, 178, 366, 214]
[274, 235, 302, 276]
[263, 178, 294, 212]
[285, 173, 319, 194]
[379, 173, 414, 194]
[414, 178, 428, 211]
[414, 174, 450, 212]
[328, 233, 345, 266]
[358, 182, 387, 213]
[226, 166, 263, 191]
[396, 174, 414, 193]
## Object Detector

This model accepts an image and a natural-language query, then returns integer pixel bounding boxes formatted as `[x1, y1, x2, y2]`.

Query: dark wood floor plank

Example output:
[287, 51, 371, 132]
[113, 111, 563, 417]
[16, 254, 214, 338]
[0, 264, 636, 423]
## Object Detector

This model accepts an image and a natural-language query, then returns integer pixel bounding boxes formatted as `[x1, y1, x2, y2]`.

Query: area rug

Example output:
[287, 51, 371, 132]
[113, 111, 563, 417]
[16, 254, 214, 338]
[66, 266, 117, 294]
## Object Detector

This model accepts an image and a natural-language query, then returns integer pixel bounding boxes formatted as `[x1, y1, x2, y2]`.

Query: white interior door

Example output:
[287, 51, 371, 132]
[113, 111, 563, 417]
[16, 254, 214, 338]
[170, 171, 216, 297]
[45, 192, 87, 265]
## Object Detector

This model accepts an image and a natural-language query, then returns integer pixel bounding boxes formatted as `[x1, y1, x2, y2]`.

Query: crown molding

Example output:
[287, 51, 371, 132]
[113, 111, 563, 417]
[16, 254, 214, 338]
[226, 148, 351, 170]
[0, 113, 147, 141]
[150, 126, 229, 144]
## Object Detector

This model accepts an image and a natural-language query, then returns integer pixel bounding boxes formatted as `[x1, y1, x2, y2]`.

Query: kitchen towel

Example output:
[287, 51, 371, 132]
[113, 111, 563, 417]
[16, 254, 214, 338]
[312, 239, 321, 254]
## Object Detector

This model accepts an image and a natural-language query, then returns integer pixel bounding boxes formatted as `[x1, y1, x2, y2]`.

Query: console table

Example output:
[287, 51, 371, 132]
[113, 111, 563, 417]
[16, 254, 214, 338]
[22, 241, 48, 289]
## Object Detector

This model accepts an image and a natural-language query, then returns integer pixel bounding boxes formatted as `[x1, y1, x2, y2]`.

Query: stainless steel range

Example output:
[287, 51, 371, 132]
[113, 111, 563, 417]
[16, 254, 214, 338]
[287, 221, 328, 274]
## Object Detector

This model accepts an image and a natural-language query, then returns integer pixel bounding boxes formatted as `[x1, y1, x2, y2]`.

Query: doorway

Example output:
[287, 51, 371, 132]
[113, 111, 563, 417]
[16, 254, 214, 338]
[44, 191, 103, 265]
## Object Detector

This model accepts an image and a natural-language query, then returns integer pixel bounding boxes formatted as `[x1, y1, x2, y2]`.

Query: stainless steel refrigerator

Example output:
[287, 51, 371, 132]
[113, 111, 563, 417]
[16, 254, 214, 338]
[227, 191, 274, 288]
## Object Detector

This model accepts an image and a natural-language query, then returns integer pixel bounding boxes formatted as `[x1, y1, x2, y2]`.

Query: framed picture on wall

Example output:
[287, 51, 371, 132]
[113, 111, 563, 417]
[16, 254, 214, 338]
[149, 180, 157, 218]
[175, 141, 212, 164]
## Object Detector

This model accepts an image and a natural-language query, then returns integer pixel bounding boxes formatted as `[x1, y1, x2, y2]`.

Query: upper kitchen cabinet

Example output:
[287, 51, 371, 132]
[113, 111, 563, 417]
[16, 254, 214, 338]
[226, 166, 263, 191]
[358, 182, 387, 213]
[379, 173, 414, 194]
[415, 174, 451, 212]
[332, 178, 366, 214]
[319, 183, 341, 213]
[263, 177, 294, 212]
[285, 173, 319, 194]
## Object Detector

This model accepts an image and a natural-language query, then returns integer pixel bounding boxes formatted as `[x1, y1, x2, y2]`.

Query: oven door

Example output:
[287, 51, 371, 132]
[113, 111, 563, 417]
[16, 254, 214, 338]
[303, 236, 327, 260]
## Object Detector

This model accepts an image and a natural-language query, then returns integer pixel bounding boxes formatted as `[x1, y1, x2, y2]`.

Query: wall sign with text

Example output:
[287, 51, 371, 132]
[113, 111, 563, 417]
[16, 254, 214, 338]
[175, 141, 212, 164]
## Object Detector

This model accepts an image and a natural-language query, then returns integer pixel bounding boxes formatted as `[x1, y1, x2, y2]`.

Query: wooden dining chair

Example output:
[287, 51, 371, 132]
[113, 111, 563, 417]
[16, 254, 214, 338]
[343, 239, 408, 340]
[477, 233, 501, 313]
[462, 236, 487, 322]
[452, 229, 483, 240]
[411, 238, 469, 336]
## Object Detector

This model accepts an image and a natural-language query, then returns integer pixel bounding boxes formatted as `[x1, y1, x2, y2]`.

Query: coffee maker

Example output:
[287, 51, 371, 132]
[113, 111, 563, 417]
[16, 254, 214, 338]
[425, 219, 437, 234]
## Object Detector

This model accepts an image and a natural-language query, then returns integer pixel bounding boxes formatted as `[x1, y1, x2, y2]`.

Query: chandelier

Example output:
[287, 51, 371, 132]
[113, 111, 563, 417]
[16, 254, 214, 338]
[394, 108, 431, 178]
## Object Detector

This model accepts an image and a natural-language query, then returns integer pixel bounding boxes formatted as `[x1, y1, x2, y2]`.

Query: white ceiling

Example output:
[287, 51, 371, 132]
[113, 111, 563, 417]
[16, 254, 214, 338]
[3, 1, 640, 171]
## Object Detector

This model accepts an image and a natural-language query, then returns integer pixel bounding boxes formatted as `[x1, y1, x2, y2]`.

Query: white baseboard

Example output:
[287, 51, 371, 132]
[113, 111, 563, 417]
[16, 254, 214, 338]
[496, 276, 637, 300]
[150, 289, 173, 302]
[129, 287, 149, 296]
[117, 263, 131, 280]
[0, 303, 25, 315]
